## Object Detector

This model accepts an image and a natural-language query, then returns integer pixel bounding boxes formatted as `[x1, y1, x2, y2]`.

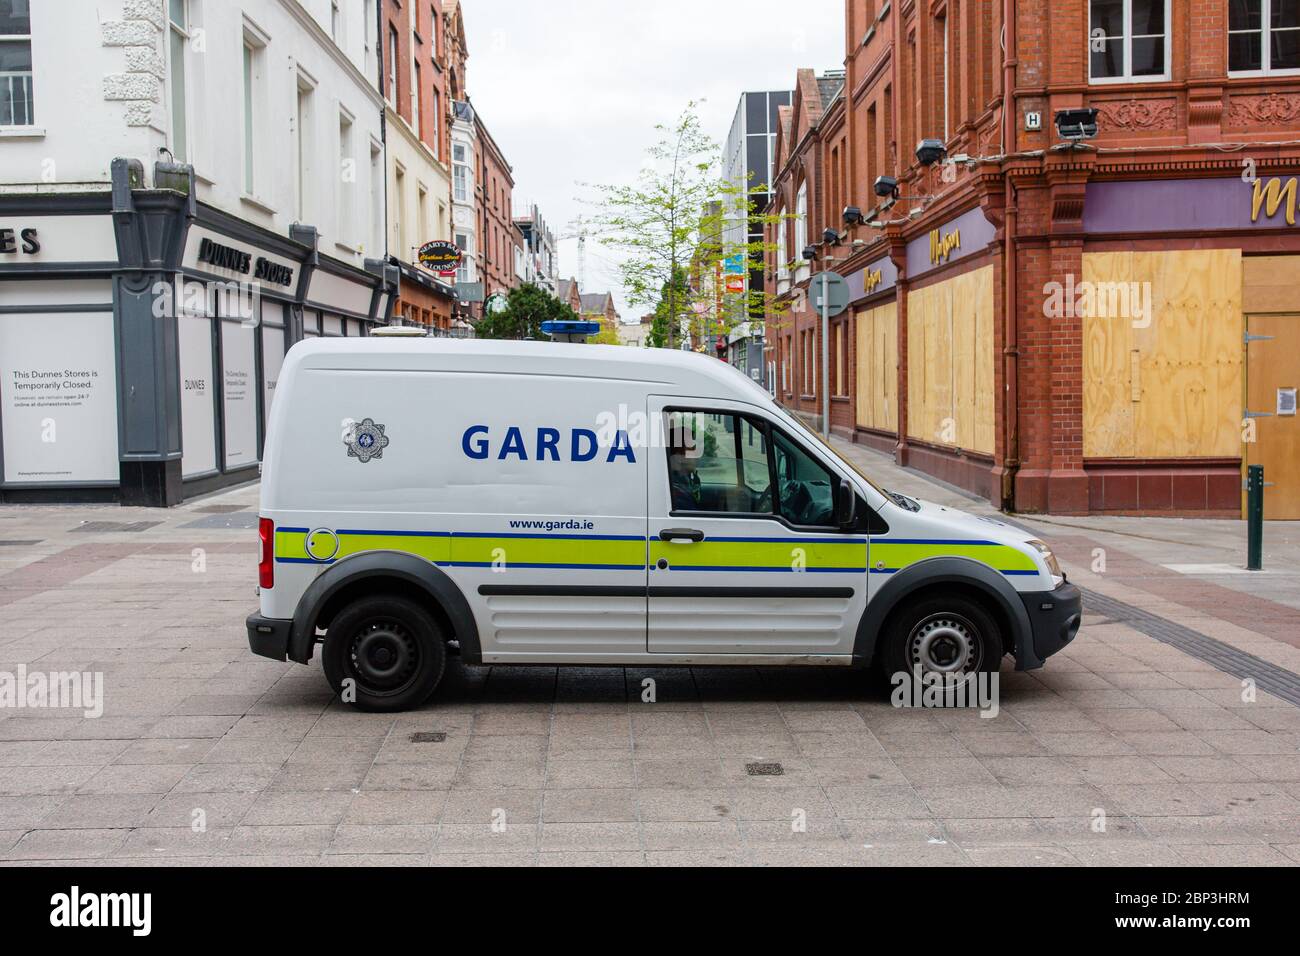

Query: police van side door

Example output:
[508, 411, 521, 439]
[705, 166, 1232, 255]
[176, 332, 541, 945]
[645, 396, 868, 657]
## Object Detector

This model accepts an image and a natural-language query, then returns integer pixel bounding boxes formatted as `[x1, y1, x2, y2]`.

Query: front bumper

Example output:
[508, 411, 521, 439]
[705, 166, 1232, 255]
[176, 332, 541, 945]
[1019, 581, 1082, 666]
[246, 611, 292, 663]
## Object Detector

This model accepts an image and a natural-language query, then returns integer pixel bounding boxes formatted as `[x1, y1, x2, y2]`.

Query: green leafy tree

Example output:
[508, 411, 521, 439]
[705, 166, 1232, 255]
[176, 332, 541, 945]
[475, 283, 578, 341]
[583, 102, 789, 351]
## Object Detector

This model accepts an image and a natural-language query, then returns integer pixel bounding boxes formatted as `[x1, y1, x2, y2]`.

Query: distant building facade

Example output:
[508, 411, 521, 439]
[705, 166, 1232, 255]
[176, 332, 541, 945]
[723, 89, 791, 385]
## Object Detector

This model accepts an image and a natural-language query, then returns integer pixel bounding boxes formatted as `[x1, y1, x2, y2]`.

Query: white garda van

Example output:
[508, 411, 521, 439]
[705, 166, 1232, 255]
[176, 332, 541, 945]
[247, 338, 1081, 712]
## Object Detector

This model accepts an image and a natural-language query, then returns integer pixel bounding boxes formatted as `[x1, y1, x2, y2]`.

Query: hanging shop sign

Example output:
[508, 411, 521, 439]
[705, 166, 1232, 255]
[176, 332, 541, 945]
[419, 240, 462, 277]
[725, 274, 746, 294]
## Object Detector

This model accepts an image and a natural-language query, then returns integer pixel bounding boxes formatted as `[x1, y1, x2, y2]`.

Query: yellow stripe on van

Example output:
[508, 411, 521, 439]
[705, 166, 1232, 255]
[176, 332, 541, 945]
[450, 536, 645, 569]
[869, 540, 1038, 575]
[275, 530, 451, 565]
[650, 538, 868, 574]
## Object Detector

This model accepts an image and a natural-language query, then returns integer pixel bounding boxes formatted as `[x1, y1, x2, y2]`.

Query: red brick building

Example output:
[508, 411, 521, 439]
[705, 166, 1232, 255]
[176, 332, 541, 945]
[767, 0, 1300, 519]
[382, 0, 457, 329]
[474, 116, 520, 317]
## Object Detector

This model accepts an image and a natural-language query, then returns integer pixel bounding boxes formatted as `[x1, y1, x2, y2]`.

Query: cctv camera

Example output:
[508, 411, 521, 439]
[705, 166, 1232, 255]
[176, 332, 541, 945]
[915, 139, 947, 167]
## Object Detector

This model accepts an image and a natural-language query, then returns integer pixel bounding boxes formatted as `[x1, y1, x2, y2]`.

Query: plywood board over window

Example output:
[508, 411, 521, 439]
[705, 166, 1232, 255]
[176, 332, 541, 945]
[855, 301, 898, 434]
[1083, 249, 1243, 460]
[906, 265, 995, 454]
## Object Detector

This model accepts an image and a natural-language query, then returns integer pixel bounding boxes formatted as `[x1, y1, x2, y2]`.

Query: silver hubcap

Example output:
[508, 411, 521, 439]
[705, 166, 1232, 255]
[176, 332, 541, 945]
[908, 615, 982, 677]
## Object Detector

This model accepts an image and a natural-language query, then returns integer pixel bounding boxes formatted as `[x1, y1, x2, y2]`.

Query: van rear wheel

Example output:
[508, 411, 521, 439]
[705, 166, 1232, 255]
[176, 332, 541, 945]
[323, 596, 446, 712]
[879, 595, 1002, 703]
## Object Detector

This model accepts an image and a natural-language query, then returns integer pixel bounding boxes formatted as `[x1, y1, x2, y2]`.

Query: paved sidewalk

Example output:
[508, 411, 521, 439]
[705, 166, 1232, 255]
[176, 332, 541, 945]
[0, 454, 1297, 867]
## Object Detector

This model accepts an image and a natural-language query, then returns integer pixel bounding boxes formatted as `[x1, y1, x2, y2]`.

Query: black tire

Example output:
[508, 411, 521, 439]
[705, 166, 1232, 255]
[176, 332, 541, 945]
[322, 595, 447, 712]
[878, 594, 1003, 704]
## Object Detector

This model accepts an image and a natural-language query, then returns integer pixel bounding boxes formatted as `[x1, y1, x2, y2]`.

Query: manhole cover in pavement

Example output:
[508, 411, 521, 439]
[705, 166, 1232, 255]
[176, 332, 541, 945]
[195, 505, 249, 515]
[70, 521, 162, 533]
[746, 762, 784, 777]
[409, 732, 447, 743]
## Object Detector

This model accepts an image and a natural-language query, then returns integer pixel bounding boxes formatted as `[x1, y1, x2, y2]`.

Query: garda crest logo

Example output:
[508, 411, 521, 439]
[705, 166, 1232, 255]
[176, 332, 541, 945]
[344, 418, 390, 464]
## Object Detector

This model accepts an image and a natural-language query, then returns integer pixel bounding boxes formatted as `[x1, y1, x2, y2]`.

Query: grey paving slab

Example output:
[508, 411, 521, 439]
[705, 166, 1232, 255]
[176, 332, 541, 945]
[2, 468, 1300, 866]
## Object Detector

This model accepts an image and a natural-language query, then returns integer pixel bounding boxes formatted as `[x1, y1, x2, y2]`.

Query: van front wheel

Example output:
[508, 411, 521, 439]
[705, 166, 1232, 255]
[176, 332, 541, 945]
[323, 596, 447, 712]
[879, 595, 1002, 696]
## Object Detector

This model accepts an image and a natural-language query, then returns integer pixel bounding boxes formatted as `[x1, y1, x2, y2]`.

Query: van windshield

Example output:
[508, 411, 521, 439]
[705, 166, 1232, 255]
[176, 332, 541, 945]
[770, 405, 889, 501]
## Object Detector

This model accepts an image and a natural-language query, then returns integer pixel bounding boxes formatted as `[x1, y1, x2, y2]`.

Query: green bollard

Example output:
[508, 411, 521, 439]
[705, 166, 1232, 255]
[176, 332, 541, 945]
[1247, 465, 1264, 572]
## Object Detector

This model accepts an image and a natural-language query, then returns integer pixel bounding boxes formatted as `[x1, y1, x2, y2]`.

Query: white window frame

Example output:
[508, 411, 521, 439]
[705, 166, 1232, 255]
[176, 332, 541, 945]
[0, 1, 35, 127]
[453, 142, 470, 202]
[369, 138, 383, 255]
[455, 231, 475, 284]
[330, 0, 342, 46]
[165, 0, 189, 159]
[337, 108, 355, 249]
[1088, 0, 1171, 85]
[294, 72, 316, 222]
[429, 86, 440, 159]
[794, 183, 808, 260]
[363, 0, 375, 78]
[1228, 0, 1300, 77]
[411, 60, 421, 132]
[386, 25, 398, 105]
[240, 26, 270, 201]
[775, 206, 789, 280]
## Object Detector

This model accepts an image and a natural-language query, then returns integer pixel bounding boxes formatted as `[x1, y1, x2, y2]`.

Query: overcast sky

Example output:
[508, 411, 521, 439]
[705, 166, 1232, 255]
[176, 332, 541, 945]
[459, 0, 845, 323]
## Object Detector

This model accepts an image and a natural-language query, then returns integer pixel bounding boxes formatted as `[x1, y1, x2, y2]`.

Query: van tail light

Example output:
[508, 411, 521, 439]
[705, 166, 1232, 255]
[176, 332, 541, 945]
[258, 518, 274, 590]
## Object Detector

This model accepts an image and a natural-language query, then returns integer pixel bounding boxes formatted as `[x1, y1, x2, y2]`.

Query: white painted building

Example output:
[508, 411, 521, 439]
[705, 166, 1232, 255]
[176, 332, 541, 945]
[0, 0, 399, 506]
[450, 98, 477, 288]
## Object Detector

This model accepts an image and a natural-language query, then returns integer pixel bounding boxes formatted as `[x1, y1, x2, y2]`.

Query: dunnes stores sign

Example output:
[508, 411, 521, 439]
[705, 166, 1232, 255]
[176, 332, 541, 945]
[197, 237, 295, 287]
[0, 227, 40, 254]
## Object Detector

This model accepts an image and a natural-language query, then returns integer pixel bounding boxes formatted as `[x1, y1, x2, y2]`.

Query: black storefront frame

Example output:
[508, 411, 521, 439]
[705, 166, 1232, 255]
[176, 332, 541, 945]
[0, 161, 399, 506]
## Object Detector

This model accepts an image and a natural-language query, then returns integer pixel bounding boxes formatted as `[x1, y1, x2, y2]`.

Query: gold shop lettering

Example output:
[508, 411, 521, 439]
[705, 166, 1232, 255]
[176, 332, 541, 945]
[929, 228, 961, 265]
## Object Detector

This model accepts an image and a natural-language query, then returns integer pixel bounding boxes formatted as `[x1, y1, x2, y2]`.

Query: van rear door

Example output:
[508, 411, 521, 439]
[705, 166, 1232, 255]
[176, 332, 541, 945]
[645, 396, 867, 657]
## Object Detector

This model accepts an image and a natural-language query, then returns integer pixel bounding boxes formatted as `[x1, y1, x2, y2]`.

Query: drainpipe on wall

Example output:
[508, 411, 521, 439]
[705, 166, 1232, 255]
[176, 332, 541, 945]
[1001, 0, 1020, 511]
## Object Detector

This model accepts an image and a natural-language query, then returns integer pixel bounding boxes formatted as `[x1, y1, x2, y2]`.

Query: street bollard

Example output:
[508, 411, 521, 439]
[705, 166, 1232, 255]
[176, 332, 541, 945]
[1247, 465, 1264, 572]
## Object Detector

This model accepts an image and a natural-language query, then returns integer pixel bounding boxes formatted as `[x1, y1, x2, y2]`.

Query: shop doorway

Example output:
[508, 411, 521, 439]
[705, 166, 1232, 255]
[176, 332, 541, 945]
[1245, 313, 1300, 520]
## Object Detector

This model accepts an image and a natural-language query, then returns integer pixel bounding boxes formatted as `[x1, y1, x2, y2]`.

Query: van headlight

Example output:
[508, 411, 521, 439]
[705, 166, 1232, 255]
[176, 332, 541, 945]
[1026, 540, 1061, 577]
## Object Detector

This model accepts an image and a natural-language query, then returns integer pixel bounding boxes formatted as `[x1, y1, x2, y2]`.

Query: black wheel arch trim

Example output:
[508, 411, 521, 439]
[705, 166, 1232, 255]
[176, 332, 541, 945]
[288, 552, 481, 666]
[852, 557, 1042, 671]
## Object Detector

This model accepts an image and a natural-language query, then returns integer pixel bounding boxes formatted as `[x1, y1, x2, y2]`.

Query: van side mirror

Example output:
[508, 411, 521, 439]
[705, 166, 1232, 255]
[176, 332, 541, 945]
[836, 479, 858, 530]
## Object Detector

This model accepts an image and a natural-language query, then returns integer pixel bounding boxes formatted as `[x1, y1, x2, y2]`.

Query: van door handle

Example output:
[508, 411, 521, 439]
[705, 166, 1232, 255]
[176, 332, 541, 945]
[659, 529, 706, 544]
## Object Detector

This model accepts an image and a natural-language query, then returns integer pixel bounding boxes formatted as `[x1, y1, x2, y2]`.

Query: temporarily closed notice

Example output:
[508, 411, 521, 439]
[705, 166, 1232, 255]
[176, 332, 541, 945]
[0, 313, 119, 484]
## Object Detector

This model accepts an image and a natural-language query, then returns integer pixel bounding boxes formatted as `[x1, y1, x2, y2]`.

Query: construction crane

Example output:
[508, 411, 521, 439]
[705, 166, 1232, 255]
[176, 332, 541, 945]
[557, 216, 589, 289]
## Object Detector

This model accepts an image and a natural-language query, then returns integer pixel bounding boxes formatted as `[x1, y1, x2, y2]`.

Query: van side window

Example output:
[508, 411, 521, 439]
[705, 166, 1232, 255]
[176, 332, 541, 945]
[665, 411, 772, 516]
[771, 430, 837, 527]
